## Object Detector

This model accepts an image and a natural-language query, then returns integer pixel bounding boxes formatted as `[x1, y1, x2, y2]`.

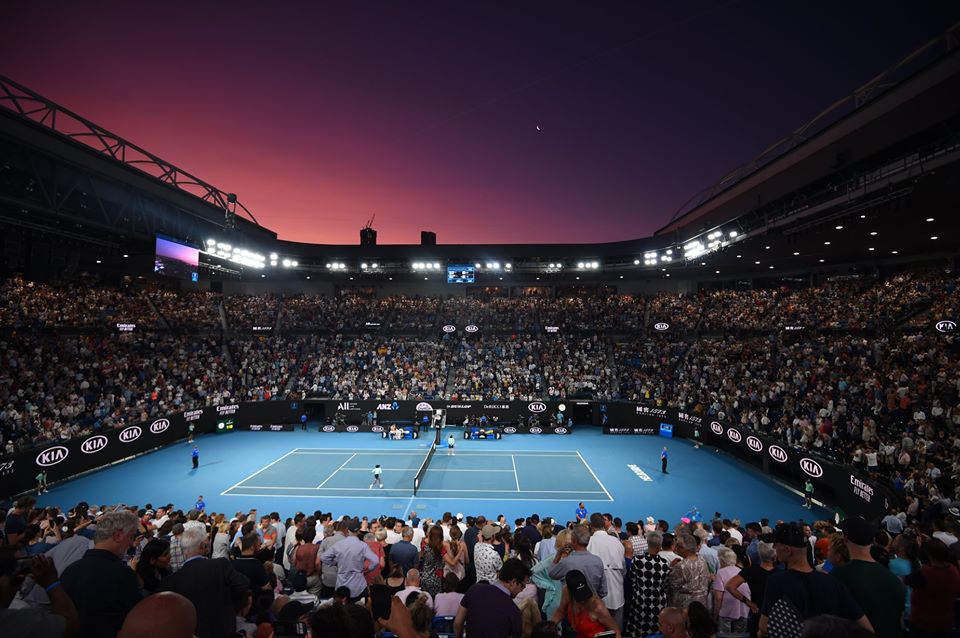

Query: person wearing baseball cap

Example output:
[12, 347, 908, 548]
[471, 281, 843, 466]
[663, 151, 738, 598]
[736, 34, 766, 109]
[831, 517, 905, 638]
[473, 524, 503, 584]
[547, 570, 620, 638]
[758, 523, 872, 636]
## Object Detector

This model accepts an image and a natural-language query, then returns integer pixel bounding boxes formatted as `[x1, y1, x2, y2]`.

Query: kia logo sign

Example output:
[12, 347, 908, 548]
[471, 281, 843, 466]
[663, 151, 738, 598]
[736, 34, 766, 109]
[800, 457, 824, 478]
[346, 425, 359, 433]
[528, 402, 547, 413]
[81, 435, 108, 454]
[727, 428, 742, 443]
[710, 421, 723, 435]
[504, 426, 517, 434]
[746, 436, 763, 453]
[371, 425, 384, 433]
[465, 324, 479, 333]
[555, 427, 568, 434]
[36, 446, 69, 467]
[654, 322, 669, 331]
[150, 418, 170, 434]
[768, 445, 788, 463]
[936, 320, 957, 333]
[119, 426, 142, 443]
[322, 425, 336, 432]
[442, 324, 456, 333]
[416, 402, 434, 411]
[530, 426, 543, 434]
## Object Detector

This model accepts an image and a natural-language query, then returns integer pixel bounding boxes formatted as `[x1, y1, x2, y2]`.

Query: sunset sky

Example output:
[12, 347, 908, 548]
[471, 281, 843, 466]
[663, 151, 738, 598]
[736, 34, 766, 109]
[3, 1, 958, 245]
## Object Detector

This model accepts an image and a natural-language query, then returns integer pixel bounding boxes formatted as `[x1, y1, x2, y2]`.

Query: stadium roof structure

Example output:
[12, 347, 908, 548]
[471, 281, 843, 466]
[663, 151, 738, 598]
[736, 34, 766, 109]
[1, 24, 958, 284]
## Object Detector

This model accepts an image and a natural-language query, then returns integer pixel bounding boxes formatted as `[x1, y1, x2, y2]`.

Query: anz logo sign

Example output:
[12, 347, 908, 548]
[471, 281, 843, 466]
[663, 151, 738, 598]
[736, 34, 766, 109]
[81, 435, 108, 454]
[800, 457, 824, 478]
[528, 402, 547, 413]
[727, 428, 742, 443]
[710, 421, 723, 435]
[119, 426, 142, 443]
[37, 446, 69, 467]
[768, 445, 788, 463]
[746, 436, 763, 453]
[150, 419, 170, 434]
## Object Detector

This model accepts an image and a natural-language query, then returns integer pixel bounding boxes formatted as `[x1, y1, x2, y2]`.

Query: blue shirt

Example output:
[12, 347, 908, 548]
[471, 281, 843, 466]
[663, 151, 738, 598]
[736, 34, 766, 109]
[191, 448, 199, 458]
[320, 535, 380, 597]
[195, 500, 205, 511]
[576, 506, 587, 520]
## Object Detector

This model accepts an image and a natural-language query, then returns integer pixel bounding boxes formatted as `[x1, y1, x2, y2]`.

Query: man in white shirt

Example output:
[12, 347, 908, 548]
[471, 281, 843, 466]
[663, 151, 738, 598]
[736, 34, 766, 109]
[586, 513, 625, 627]
[395, 568, 434, 608]
[385, 518, 403, 545]
[283, 514, 305, 572]
[658, 533, 681, 564]
[724, 520, 743, 543]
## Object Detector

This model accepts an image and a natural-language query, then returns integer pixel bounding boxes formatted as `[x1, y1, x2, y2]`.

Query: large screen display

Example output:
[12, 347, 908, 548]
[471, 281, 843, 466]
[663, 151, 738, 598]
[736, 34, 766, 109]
[154, 235, 199, 282]
[447, 264, 475, 284]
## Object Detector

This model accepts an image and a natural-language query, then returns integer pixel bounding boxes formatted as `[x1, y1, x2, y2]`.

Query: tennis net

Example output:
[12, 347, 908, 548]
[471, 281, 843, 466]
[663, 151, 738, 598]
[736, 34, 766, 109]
[413, 442, 436, 495]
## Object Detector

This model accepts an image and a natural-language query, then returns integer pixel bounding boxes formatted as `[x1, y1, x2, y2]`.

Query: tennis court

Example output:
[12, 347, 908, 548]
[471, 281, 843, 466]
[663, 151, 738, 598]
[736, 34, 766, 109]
[221, 447, 612, 502]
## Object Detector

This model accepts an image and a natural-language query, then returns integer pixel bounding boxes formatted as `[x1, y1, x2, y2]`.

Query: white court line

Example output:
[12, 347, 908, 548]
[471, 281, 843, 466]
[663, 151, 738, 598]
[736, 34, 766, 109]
[235, 485, 607, 493]
[316, 453, 357, 488]
[511, 455, 520, 492]
[337, 467, 515, 472]
[221, 448, 301, 495]
[292, 449, 579, 455]
[222, 493, 611, 502]
[575, 450, 613, 501]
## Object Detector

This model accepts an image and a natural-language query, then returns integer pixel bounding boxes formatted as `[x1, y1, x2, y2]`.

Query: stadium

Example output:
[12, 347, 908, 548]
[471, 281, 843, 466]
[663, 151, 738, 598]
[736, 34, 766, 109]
[1, 6, 959, 638]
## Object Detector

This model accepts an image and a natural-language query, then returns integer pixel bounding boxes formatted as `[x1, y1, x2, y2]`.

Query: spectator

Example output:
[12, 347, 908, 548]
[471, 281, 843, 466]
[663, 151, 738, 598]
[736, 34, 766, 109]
[586, 512, 625, 627]
[548, 524, 606, 599]
[454, 558, 530, 638]
[723, 540, 775, 637]
[419, 525, 445, 599]
[60, 510, 142, 638]
[712, 546, 750, 634]
[320, 519, 379, 601]
[134, 539, 171, 595]
[117, 592, 196, 638]
[0, 552, 79, 638]
[666, 534, 710, 610]
[830, 517, 905, 638]
[474, 524, 504, 584]
[434, 573, 464, 617]
[395, 568, 434, 609]
[389, 526, 420, 578]
[905, 538, 960, 636]
[759, 523, 871, 636]
[158, 527, 250, 638]
[625, 530, 671, 637]
[550, 568, 621, 638]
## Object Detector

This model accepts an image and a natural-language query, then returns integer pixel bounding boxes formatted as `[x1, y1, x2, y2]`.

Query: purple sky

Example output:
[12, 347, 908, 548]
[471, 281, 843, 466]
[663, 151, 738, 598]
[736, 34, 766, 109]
[3, 2, 958, 245]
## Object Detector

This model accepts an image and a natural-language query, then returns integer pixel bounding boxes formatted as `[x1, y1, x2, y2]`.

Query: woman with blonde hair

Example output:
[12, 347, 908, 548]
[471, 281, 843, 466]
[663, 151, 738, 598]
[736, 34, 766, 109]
[532, 529, 571, 621]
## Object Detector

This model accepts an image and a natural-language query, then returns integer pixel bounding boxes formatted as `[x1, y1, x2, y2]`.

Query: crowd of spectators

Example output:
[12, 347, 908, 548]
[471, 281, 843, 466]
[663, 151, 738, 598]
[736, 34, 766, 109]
[0, 276, 161, 330]
[447, 336, 543, 401]
[225, 295, 280, 330]
[2, 270, 959, 491]
[150, 290, 222, 330]
[3, 496, 957, 638]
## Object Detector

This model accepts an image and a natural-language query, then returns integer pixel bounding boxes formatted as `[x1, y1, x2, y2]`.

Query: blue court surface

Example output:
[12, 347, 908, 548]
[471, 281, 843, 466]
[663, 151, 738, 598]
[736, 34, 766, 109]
[36, 427, 829, 525]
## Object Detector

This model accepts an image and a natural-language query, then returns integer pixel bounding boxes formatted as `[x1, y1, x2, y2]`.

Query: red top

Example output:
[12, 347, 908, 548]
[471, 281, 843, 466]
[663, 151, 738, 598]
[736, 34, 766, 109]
[911, 564, 960, 632]
[567, 602, 608, 638]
